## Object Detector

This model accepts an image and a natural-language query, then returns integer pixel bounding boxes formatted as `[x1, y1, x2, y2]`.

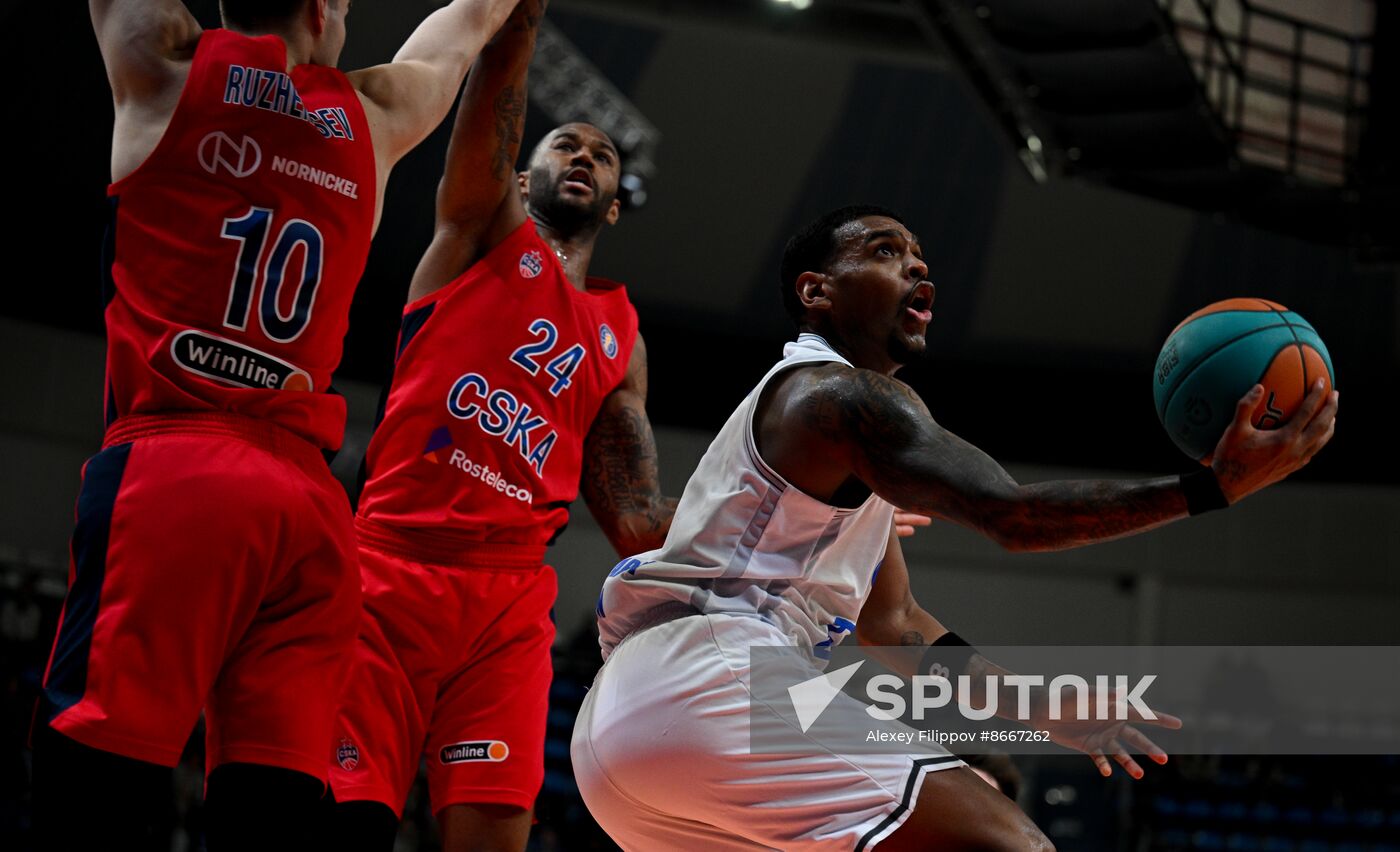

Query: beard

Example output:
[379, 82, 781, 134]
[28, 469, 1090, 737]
[886, 327, 929, 366]
[526, 163, 613, 235]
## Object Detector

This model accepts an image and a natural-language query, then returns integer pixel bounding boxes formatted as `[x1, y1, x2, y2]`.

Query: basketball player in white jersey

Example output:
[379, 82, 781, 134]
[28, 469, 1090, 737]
[573, 206, 1338, 850]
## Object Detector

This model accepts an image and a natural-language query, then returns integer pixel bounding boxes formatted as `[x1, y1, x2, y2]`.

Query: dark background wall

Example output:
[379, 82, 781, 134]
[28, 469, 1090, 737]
[3, 0, 1394, 485]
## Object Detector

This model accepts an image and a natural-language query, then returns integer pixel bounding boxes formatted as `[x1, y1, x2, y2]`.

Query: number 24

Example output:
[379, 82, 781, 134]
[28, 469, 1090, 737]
[509, 319, 586, 396]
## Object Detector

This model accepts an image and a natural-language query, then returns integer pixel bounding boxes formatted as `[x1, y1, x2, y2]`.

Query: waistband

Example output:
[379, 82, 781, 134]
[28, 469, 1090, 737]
[354, 516, 547, 569]
[614, 601, 703, 652]
[103, 411, 328, 471]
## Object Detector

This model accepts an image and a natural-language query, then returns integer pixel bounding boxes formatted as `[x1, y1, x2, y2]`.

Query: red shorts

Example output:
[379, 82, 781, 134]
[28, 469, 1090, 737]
[40, 413, 360, 781]
[329, 518, 557, 815]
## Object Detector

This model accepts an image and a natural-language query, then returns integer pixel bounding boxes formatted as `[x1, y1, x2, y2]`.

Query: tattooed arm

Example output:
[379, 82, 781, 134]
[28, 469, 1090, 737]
[780, 364, 1335, 553]
[406, 0, 544, 303]
[581, 335, 679, 556]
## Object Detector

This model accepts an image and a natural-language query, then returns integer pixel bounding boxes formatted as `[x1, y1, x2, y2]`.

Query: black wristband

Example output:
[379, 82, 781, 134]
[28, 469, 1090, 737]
[919, 631, 977, 680]
[1181, 468, 1230, 515]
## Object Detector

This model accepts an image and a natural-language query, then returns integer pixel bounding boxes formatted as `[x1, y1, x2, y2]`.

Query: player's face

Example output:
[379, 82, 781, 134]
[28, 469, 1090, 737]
[824, 216, 934, 367]
[524, 125, 622, 233]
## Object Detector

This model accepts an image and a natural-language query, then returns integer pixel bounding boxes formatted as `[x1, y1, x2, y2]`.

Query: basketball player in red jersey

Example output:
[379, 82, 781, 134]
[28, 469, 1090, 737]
[318, 2, 671, 847]
[33, 2, 523, 849]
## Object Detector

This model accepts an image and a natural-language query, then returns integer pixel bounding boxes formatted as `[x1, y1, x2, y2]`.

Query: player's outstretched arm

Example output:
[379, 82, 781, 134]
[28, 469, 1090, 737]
[348, 0, 521, 171]
[858, 531, 1181, 779]
[408, 0, 544, 302]
[581, 335, 679, 557]
[90, 0, 200, 104]
[800, 366, 1336, 552]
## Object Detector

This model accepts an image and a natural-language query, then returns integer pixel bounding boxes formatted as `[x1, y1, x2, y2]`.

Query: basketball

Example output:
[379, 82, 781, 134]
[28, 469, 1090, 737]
[1153, 298, 1334, 461]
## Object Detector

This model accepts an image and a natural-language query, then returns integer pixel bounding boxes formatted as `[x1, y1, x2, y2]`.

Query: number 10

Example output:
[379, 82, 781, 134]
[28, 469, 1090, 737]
[221, 207, 325, 343]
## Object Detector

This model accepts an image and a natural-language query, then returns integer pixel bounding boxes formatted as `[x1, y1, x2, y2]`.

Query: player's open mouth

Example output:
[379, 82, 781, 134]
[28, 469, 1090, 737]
[562, 168, 594, 193]
[904, 281, 935, 323]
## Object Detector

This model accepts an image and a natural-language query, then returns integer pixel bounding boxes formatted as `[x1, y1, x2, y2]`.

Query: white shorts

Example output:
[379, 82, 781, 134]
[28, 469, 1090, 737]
[570, 612, 964, 850]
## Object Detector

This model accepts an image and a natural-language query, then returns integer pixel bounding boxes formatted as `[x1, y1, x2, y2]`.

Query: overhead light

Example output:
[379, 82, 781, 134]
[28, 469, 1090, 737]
[619, 173, 648, 210]
[774, 0, 814, 9]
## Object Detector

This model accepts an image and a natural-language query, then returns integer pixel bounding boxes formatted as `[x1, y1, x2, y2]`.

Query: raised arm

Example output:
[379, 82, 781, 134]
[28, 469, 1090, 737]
[90, 0, 201, 103]
[581, 335, 679, 557]
[91, 1, 201, 181]
[791, 365, 1336, 552]
[407, 0, 543, 302]
[348, 0, 521, 170]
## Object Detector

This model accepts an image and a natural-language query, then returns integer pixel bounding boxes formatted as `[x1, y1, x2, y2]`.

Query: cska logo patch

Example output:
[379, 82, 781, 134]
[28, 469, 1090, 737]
[336, 739, 360, 771]
[519, 250, 544, 279]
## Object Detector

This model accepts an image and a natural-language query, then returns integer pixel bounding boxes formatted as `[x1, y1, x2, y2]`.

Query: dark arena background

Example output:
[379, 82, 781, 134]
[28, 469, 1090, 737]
[2, 0, 1398, 849]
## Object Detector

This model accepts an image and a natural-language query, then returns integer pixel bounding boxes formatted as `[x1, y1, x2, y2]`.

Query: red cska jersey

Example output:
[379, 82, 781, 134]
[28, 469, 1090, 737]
[358, 220, 639, 549]
[102, 29, 376, 449]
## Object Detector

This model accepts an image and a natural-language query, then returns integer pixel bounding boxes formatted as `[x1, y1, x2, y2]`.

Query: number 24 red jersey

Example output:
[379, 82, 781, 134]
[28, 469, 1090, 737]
[358, 221, 639, 548]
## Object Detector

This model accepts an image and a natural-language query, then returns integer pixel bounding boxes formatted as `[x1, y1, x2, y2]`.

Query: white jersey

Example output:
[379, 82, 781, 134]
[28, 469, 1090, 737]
[597, 333, 895, 661]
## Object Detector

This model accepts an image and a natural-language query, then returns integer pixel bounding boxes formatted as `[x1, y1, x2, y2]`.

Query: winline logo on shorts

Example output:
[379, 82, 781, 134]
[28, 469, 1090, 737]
[439, 740, 510, 764]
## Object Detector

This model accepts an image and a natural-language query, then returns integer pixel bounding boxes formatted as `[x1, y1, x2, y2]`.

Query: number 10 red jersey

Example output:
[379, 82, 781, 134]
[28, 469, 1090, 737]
[102, 29, 376, 450]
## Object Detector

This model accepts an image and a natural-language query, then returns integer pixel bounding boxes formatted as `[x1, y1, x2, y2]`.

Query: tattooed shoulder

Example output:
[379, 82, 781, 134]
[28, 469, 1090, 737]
[793, 366, 929, 448]
[790, 365, 851, 442]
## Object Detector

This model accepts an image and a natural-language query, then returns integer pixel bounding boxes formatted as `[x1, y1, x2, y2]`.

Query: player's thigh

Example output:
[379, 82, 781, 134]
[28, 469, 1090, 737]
[876, 766, 1051, 852]
[577, 614, 960, 850]
[204, 451, 360, 780]
[426, 566, 556, 813]
[570, 704, 769, 852]
[573, 615, 776, 822]
[327, 602, 433, 815]
[42, 437, 299, 765]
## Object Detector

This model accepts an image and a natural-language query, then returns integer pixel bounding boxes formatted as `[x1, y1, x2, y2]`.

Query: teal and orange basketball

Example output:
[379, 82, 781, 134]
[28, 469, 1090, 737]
[1154, 298, 1334, 461]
